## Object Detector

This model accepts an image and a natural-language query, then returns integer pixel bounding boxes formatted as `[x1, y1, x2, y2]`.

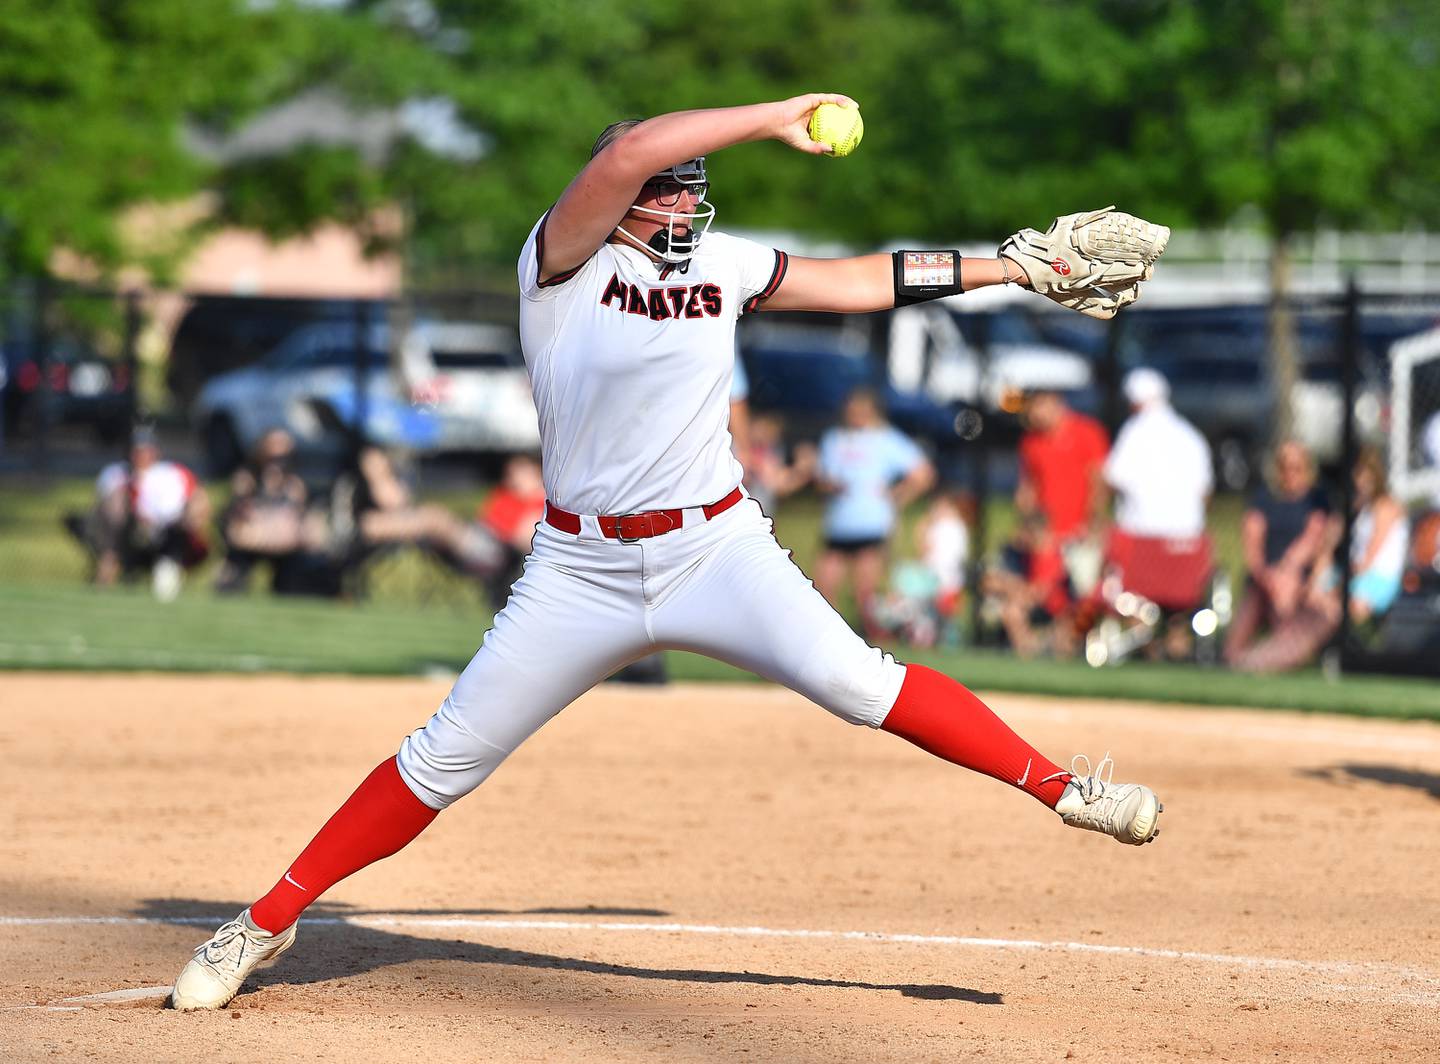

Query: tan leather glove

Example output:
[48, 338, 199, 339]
[1000, 206, 1169, 319]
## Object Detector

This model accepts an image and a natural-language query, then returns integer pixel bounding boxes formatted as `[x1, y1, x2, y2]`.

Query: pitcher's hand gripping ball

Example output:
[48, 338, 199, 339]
[808, 102, 864, 157]
[1000, 206, 1170, 319]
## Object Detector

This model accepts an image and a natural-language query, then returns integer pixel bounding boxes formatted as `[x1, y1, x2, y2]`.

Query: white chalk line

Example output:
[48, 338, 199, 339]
[3, 914, 1437, 1011]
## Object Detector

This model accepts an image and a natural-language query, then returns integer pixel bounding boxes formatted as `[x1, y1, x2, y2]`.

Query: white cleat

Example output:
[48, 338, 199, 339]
[168, 909, 297, 1011]
[1048, 754, 1163, 846]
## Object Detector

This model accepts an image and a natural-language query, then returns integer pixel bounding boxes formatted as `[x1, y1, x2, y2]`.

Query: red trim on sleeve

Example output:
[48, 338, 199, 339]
[534, 209, 589, 289]
[742, 250, 789, 315]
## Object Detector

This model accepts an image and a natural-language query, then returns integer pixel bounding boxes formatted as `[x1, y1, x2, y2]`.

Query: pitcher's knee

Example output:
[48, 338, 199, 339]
[395, 720, 509, 810]
[798, 642, 907, 729]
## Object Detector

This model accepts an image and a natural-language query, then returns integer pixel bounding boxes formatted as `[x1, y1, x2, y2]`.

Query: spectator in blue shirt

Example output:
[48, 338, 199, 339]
[814, 388, 935, 640]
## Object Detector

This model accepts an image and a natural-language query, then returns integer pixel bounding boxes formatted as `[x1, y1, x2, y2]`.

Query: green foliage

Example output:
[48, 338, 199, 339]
[0, 0, 1437, 279]
[0, 0, 274, 275]
[217, 145, 390, 241]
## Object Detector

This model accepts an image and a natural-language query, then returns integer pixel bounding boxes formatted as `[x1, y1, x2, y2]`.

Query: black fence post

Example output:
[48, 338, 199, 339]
[1337, 277, 1360, 666]
[33, 276, 52, 473]
[1101, 311, 1125, 437]
[966, 311, 992, 644]
[351, 297, 370, 466]
[122, 290, 141, 435]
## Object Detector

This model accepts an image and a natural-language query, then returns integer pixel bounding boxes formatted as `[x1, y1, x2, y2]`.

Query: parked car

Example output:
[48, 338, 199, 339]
[738, 313, 983, 444]
[739, 316, 877, 437]
[167, 295, 374, 409]
[1, 338, 132, 444]
[394, 322, 539, 454]
[192, 319, 538, 474]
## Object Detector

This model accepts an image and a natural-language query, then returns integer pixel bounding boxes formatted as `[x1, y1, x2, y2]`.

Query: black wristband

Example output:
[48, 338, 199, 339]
[893, 250, 962, 306]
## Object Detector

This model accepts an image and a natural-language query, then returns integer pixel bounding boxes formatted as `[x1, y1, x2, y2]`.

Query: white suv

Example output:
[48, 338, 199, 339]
[193, 320, 538, 472]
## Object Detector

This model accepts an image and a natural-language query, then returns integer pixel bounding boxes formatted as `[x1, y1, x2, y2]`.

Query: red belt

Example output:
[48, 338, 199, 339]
[545, 487, 744, 542]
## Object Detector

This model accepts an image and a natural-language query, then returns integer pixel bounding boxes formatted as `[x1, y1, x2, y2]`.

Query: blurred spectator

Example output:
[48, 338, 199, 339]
[1018, 388, 1109, 604]
[1098, 368, 1215, 660]
[474, 453, 547, 605]
[1018, 389, 1109, 542]
[1423, 409, 1440, 508]
[981, 512, 1073, 658]
[741, 412, 816, 513]
[813, 389, 935, 638]
[916, 491, 971, 622]
[1104, 368, 1212, 539]
[875, 492, 971, 647]
[214, 428, 332, 595]
[343, 446, 506, 579]
[730, 344, 751, 466]
[66, 426, 211, 600]
[1224, 441, 1335, 673]
[477, 453, 546, 553]
[1330, 448, 1409, 628]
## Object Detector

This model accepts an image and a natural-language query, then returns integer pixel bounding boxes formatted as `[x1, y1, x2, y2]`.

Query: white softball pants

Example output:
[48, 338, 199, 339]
[397, 495, 906, 809]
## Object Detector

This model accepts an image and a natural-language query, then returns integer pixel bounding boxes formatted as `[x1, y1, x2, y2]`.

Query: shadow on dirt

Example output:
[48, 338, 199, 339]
[140, 898, 1003, 1006]
[1298, 763, 1440, 800]
[138, 899, 671, 920]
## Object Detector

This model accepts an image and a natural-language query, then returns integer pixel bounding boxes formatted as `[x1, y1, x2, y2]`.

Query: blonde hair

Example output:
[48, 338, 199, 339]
[1353, 446, 1389, 497]
[591, 119, 643, 159]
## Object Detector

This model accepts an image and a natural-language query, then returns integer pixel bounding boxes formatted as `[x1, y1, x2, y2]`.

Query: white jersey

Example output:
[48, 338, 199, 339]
[96, 460, 197, 527]
[1104, 402, 1213, 538]
[518, 213, 786, 513]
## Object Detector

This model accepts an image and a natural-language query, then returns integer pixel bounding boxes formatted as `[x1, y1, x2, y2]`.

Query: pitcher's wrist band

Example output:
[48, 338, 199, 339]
[893, 250, 962, 305]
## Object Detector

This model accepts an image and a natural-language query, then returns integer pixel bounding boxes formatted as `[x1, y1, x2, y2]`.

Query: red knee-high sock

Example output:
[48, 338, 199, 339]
[248, 757, 438, 934]
[881, 664, 1071, 807]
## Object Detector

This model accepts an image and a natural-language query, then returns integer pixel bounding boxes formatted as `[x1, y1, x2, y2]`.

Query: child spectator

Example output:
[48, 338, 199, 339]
[981, 512, 1073, 658]
[875, 492, 971, 647]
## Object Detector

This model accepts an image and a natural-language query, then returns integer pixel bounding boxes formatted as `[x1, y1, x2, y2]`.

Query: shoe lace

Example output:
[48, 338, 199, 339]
[197, 920, 249, 969]
[1041, 751, 1116, 804]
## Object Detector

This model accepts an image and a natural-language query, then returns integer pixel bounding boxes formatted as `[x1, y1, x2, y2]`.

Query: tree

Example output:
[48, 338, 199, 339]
[0, 0, 282, 280]
[1120, 0, 1440, 438]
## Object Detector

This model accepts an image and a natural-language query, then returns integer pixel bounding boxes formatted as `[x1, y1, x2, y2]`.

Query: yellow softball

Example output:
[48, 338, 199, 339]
[808, 102, 863, 157]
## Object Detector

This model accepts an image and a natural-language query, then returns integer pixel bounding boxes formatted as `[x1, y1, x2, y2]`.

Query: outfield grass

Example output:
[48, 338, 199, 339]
[2, 477, 1434, 719]
[1, 584, 1435, 720]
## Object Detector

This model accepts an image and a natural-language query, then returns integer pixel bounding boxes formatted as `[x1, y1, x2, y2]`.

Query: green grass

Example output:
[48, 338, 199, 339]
[2, 477, 1435, 720]
[1, 583, 1435, 720]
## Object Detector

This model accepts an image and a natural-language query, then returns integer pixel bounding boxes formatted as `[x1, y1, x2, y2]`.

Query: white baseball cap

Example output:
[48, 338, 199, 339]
[1123, 367, 1170, 407]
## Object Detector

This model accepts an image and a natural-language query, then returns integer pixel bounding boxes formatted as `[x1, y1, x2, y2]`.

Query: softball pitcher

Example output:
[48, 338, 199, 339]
[171, 93, 1169, 1010]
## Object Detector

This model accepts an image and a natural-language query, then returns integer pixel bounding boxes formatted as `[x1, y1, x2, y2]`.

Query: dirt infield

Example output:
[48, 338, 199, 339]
[2, 673, 1437, 1063]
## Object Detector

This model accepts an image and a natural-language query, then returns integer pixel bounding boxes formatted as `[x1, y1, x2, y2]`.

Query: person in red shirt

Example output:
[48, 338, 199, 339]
[478, 454, 547, 554]
[1008, 390, 1109, 653]
[1016, 389, 1110, 543]
[475, 453, 547, 607]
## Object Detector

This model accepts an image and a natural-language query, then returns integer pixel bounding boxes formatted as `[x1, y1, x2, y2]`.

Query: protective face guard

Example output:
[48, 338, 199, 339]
[616, 157, 716, 264]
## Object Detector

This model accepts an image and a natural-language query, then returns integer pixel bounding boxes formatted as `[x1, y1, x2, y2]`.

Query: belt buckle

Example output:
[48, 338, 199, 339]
[612, 510, 676, 543]
[613, 512, 645, 543]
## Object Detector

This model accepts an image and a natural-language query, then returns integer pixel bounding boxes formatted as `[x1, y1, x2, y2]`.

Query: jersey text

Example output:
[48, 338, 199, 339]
[600, 274, 722, 320]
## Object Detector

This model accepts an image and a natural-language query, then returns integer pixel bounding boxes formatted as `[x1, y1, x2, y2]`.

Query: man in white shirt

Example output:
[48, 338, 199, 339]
[171, 94, 1167, 1011]
[1104, 367, 1212, 539]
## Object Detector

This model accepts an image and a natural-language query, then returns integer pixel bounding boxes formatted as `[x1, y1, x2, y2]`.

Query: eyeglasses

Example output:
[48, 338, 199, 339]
[644, 179, 709, 206]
